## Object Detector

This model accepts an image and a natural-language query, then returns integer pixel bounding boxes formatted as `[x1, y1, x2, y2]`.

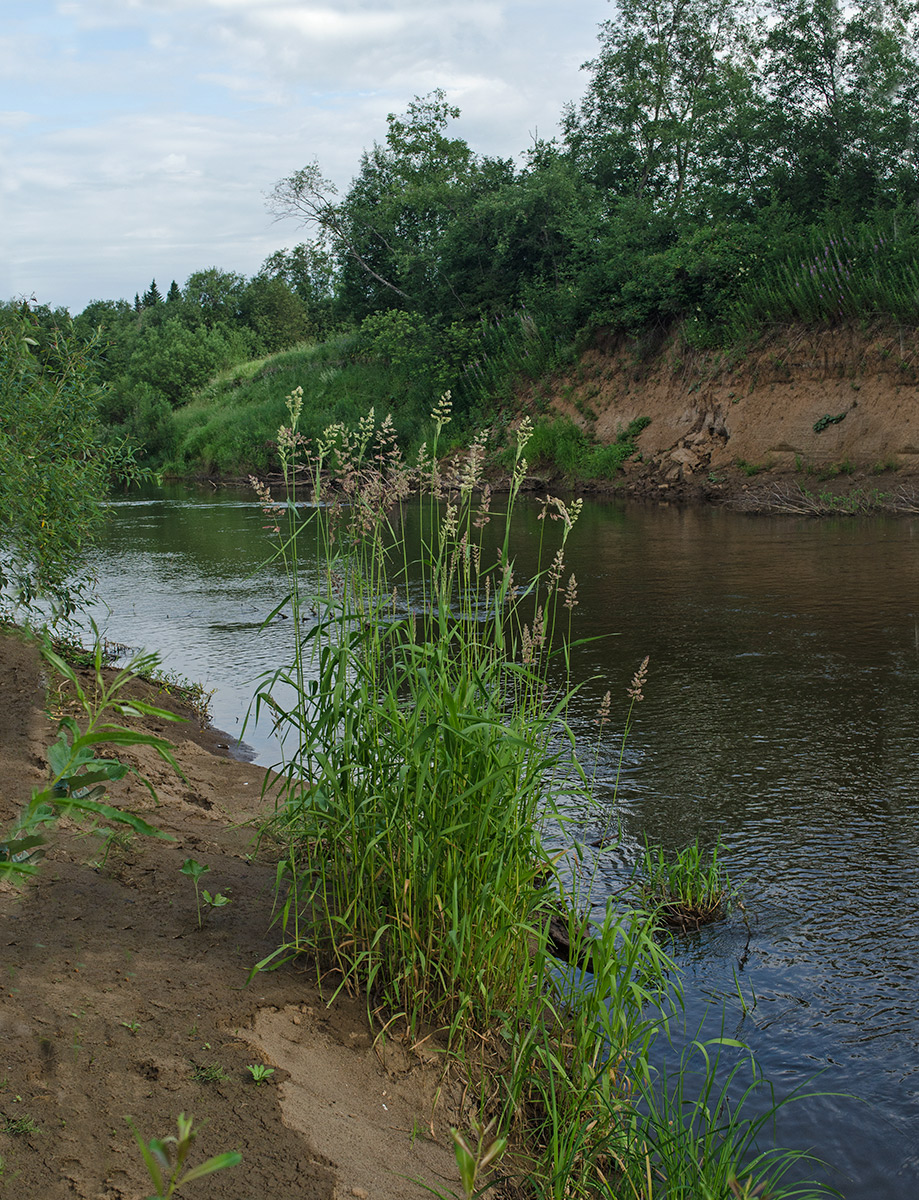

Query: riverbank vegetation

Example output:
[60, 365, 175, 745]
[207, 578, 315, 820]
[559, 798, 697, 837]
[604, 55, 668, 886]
[4, 0, 917, 483]
[241, 392, 829, 1198]
[0, 310, 151, 621]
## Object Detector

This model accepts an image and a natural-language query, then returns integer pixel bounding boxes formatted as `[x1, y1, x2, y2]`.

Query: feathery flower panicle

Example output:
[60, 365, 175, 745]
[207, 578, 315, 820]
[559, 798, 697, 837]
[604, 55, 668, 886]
[459, 435, 485, 494]
[564, 573, 578, 610]
[442, 503, 459, 540]
[516, 416, 533, 452]
[431, 391, 452, 428]
[249, 474, 283, 535]
[538, 495, 582, 537]
[277, 424, 307, 462]
[547, 548, 565, 592]
[374, 413, 398, 463]
[628, 655, 649, 703]
[500, 556, 517, 603]
[473, 483, 492, 530]
[521, 624, 534, 665]
[532, 604, 546, 651]
[595, 689, 611, 727]
[538, 495, 563, 524]
[249, 474, 271, 508]
[285, 385, 303, 429]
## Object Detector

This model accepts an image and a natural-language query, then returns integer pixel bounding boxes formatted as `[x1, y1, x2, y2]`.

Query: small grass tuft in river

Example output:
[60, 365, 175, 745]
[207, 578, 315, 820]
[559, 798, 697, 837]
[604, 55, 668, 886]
[639, 837, 732, 931]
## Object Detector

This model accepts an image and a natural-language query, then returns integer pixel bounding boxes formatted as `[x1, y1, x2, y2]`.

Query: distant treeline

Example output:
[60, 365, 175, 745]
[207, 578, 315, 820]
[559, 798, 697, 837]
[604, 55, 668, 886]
[6, 0, 919, 469]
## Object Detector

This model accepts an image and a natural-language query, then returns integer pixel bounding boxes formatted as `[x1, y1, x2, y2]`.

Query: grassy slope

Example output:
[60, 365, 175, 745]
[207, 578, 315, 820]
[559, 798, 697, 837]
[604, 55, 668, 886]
[166, 335, 437, 476]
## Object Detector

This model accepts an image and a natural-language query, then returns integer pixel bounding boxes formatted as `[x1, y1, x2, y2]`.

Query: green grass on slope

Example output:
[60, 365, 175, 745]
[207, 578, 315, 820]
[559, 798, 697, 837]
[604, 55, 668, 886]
[166, 335, 439, 476]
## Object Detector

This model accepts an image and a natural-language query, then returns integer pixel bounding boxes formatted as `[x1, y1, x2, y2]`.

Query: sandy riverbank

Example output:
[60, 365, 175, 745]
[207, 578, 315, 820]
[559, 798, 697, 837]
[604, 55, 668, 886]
[0, 629, 461, 1200]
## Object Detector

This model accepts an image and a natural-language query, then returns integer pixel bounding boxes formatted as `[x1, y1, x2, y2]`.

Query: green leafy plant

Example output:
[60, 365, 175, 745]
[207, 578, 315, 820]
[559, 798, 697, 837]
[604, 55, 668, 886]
[179, 859, 230, 927]
[451, 1120, 507, 1199]
[624, 1038, 826, 1200]
[86, 825, 135, 871]
[817, 458, 855, 481]
[245, 1064, 275, 1086]
[813, 411, 848, 433]
[202, 888, 231, 912]
[179, 858, 209, 927]
[126, 1112, 240, 1198]
[0, 312, 149, 620]
[735, 458, 767, 477]
[0, 637, 181, 884]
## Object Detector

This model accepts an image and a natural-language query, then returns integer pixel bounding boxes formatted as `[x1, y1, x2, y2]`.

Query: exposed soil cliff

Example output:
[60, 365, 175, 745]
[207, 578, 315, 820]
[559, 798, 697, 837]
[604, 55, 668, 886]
[537, 321, 919, 504]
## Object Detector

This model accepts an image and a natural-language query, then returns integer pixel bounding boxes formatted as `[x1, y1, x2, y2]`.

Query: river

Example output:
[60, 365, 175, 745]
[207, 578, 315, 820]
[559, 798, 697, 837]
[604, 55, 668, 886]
[84, 483, 919, 1199]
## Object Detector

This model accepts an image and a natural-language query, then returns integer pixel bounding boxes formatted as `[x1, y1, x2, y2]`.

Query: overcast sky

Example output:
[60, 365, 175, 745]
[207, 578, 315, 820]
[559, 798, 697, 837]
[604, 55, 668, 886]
[1, 0, 611, 314]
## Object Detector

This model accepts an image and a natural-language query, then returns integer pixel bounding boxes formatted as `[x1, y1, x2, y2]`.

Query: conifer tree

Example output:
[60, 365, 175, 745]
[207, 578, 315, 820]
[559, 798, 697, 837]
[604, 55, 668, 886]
[142, 279, 162, 307]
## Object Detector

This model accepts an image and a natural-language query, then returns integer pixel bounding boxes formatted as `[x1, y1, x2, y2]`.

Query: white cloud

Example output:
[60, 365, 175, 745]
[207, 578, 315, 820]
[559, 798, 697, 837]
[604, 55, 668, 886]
[2, 0, 609, 310]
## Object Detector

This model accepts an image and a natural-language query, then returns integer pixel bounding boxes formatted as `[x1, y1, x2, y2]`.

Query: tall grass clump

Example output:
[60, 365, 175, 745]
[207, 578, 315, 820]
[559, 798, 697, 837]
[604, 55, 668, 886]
[252, 390, 596, 1037]
[733, 212, 919, 330]
[455, 308, 567, 412]
[249, 390, 831, 1199]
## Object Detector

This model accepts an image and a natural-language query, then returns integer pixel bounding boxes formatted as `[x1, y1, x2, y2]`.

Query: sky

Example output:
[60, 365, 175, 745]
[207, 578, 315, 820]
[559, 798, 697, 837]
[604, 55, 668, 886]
[1, 0, 612, 314]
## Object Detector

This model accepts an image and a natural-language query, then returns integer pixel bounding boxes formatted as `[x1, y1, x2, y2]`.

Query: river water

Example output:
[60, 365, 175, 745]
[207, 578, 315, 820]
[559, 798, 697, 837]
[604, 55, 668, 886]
[85, 484, 919, 1199]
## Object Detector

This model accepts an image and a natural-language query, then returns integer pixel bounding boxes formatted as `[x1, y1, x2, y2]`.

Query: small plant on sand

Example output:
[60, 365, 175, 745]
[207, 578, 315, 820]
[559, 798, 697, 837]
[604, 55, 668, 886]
[245, 1064, 275, 1086]
[451, 1120, 508, 1199]
[86, 825, 135, 871]
[639, 837, 732, 931]
[2, 1114, 39, 1137]
[179, 859, 231, 928]
[0, 637, 182, 884]
[190, 1062, 229, 1085]
[736, 458, 767, 477]
[202, 887, 231, 914]
[179, 858, 208, 926]
[127, 1112, 240, 1198]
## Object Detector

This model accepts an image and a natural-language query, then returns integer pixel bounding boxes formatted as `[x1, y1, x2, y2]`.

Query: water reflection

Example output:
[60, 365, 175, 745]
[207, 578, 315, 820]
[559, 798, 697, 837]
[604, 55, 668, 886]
[86, 486, 919, 1199]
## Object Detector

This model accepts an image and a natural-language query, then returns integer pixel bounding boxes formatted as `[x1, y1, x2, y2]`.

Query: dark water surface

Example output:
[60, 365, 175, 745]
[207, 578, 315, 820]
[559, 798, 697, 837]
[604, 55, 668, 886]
[87, 485, 919, 1199]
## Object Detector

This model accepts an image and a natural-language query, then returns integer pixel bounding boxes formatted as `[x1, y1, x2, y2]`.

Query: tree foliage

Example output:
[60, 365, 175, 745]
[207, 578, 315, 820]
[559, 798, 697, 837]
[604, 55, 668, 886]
[0, 308, 141, 618]
[14, 1, 919, 479]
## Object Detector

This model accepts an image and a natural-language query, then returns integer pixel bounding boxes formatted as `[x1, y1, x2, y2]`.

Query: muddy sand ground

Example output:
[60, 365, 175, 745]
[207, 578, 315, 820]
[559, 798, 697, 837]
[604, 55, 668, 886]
[0, 630, 464, 1200]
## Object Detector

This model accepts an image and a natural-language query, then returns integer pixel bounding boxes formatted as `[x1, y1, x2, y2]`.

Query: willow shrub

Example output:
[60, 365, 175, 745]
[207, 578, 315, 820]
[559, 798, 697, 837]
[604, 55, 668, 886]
[249, 392, 829, 1199]
[1, 315, 116, 619]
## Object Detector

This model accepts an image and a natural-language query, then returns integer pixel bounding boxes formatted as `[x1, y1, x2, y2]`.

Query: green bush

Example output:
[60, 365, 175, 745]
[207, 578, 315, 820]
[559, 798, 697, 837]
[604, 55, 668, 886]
[0, 311, 145, 618]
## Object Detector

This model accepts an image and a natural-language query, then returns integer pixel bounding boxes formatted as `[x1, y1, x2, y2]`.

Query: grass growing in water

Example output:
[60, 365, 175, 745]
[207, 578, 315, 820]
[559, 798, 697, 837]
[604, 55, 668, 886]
[248, 391, 830, 1199]
[639, 839, 732, 932]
